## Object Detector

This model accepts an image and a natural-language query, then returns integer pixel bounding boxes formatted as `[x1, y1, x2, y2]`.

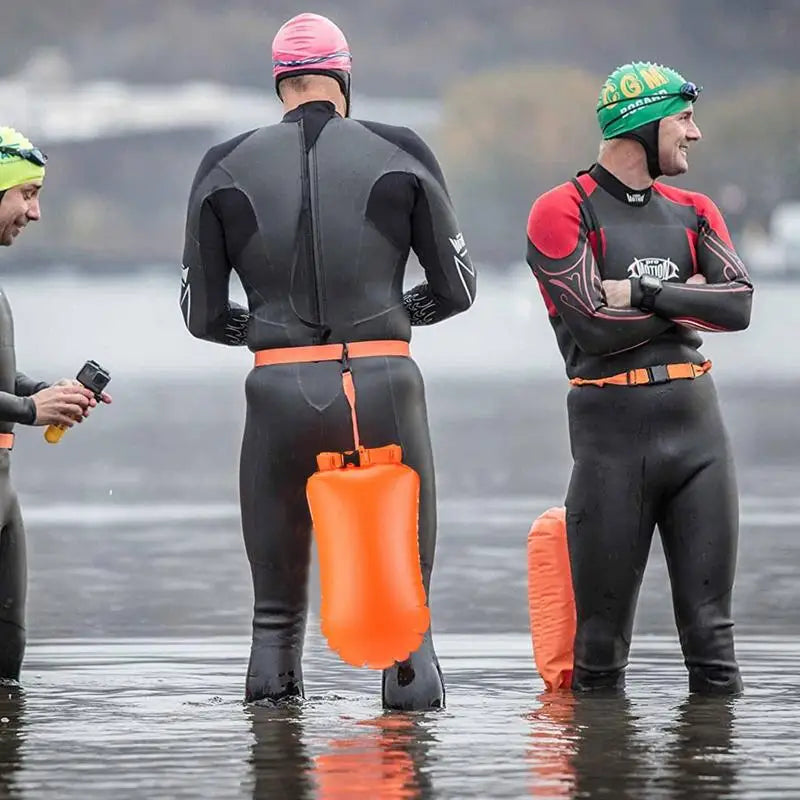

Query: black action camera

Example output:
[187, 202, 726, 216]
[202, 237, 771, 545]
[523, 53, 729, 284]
[76, 360, 111, 399]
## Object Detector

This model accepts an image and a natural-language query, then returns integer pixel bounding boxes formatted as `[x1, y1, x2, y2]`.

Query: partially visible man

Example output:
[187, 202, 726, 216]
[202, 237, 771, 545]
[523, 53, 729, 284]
[0, 126, 110, 679]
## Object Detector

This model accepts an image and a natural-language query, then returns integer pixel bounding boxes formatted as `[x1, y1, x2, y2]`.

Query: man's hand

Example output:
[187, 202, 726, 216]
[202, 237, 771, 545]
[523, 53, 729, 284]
[55, 379, 113, 414]
[602, 279, 633, 308]
[31, 384, 94, 427]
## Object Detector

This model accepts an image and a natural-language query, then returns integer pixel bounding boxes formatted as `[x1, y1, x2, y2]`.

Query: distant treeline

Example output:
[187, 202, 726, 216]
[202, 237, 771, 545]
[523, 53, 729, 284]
[3, 0, 799, 97]
[3, 1, 799, 267]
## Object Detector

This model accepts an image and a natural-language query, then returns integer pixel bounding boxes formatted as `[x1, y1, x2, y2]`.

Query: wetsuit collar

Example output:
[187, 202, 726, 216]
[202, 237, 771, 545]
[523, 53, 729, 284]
[589, 163, 652, 207]
[281, 100, 339, 123]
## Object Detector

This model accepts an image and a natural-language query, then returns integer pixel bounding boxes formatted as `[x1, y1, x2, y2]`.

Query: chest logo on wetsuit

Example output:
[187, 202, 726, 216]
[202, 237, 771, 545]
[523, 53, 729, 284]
[626, 192, 647, 204]
[627, 257, 679, 280]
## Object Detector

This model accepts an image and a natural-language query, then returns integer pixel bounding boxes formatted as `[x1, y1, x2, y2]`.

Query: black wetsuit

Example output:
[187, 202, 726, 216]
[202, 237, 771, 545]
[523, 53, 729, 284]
[181, 100, 476, 709]
[0, 288, 49, 680]
[526, 164, 752, 694]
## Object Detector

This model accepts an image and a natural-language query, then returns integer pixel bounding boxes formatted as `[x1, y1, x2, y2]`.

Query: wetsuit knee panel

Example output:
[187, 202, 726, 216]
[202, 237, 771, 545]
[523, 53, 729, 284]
[575, 617, 631, 671]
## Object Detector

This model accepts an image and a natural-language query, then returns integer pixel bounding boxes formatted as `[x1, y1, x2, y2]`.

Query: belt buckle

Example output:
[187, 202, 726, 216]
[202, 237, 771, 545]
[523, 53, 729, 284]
[341, 449, 361, 468]
[646, 364, 670, 385]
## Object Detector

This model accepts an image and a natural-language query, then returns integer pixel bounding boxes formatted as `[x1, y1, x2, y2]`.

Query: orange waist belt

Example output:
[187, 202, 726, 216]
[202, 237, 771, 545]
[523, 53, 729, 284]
[0, 433, 13, 450]
[570, 360, 711, 388]
[254, 340, 410, 368]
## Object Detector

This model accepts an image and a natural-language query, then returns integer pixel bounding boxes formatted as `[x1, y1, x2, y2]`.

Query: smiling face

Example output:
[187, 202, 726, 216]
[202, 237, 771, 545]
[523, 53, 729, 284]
[0, 181, 42, 246]
[658, 107, 702, 176]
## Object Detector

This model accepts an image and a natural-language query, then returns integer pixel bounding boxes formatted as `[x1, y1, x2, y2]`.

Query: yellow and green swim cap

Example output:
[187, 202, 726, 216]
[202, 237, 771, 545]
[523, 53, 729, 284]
[0, 127, 46, 192]
[596, 63, 702, 140]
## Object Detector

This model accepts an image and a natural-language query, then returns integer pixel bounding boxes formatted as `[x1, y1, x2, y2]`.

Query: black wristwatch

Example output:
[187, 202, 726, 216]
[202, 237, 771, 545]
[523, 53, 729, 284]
[638, 275, 663, 312]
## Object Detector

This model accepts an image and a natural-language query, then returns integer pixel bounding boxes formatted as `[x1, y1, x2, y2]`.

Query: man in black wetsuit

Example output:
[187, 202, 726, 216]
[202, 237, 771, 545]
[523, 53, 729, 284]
[180, 13, 476, 709]
[526, 63, 752, 694]
[0, 126, 105, 679]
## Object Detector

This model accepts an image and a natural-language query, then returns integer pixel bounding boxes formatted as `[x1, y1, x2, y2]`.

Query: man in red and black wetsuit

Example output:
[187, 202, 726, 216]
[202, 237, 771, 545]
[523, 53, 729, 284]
[526, 62, 753, 694]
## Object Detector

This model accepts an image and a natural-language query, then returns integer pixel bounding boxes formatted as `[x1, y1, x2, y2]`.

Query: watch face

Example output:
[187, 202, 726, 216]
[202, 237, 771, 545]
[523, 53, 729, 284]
[641, 275, 661, 292]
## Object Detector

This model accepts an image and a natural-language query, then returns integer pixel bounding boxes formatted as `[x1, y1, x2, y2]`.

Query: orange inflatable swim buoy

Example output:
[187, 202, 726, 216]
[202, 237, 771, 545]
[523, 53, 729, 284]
[306, 360, 429, 669]
[527, 507, 576, 691]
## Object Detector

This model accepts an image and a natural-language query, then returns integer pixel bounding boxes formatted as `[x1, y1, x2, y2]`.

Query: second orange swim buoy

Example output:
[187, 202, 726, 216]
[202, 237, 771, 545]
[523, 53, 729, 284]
[527, 506, 576, 691]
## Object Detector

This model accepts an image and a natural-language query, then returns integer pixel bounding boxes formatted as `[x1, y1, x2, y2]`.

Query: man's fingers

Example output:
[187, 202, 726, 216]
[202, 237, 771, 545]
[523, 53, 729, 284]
[59, 391, 91, 408]
[58, 402, 86, 419]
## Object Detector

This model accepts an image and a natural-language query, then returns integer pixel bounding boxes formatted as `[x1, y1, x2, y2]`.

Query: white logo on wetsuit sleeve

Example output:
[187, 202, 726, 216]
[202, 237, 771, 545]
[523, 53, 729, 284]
[448, 232, 474, 303]
[627, 257, 679, 280]
[449, 232, 467, 256]
[180, 263, 192, 322]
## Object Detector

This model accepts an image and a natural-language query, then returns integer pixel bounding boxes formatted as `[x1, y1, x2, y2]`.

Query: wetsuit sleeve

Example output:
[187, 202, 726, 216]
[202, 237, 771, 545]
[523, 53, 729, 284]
[14, 372, 49, 396]
[631, 195, 753, 332]
[0, 392, 36, 424]
[526, 187, 673, 356]
[401, 131, 476, 326]
[180, 152, 249, 346]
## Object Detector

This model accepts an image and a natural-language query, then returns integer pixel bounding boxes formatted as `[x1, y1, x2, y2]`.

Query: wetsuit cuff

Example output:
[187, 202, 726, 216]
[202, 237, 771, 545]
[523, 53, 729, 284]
[629, 277, 643, 308]
[20, 398, 36, 425]
[28, 381, 50, 395]
[0, 395, 36, 425]
[15, 373, 50, 397]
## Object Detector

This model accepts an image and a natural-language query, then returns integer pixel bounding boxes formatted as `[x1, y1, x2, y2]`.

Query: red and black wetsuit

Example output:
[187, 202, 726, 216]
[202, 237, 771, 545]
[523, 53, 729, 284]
[526, 163, 753, 694]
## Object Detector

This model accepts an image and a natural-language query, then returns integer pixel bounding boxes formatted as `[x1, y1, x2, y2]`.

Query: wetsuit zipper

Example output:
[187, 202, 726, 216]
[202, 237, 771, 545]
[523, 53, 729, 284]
[299, 119, 327, 343]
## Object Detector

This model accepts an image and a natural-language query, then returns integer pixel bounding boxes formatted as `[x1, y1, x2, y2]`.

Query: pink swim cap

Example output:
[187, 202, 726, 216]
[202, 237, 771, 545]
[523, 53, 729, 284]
[272, 12, 351, 88]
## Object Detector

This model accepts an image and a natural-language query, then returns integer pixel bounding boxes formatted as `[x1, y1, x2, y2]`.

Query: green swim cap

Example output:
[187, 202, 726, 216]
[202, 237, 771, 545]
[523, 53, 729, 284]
[0, 127, 46, 192]
[596, 62, 701, 140]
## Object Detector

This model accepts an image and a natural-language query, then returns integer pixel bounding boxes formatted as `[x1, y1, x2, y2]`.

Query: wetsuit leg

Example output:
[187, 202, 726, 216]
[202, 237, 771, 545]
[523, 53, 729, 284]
[241, 365, 322, 704]
[349, 357, 445, 710]
[566, 459, 657, 691]
[658, 379, 743, 695]
[0, 482, 26, 681]
[565, 387, 658, 691]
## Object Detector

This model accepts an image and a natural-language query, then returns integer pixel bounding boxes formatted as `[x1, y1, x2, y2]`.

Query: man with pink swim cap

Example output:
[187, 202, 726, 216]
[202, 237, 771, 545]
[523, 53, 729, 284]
[180, 12, 476, 709]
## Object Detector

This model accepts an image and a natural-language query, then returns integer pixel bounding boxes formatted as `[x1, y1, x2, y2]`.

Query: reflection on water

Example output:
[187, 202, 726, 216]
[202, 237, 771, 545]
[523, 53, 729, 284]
[526, 693, 578, 799]
[0, 685, 24, 799]
[249, 704, 315, 800]
[248, 700, 438, 799]
[312, 714, 435, 800]
[2, 635, 799, 798]
[663, 695, 738, 800]
[526, 692, 740, 800]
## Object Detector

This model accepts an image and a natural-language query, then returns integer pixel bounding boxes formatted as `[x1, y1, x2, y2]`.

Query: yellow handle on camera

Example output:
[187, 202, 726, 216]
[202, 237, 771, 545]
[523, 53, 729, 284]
[44, 424, 67, 444]
[42, 360, 111, 445]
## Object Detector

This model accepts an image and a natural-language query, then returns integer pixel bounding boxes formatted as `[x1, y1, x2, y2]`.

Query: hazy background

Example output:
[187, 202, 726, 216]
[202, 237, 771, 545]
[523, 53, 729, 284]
[2, 0, 799, 273]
